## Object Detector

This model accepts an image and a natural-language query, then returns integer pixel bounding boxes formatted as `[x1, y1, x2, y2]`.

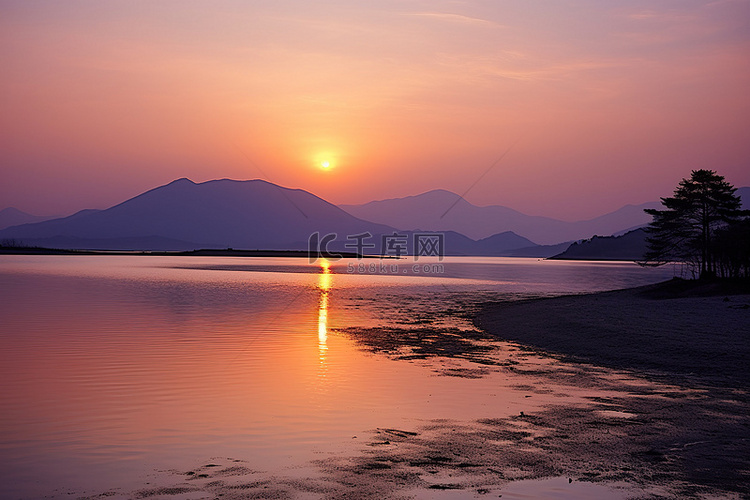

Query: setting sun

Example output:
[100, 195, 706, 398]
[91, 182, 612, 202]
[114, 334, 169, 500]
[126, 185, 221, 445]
[320, 161, 331, 170]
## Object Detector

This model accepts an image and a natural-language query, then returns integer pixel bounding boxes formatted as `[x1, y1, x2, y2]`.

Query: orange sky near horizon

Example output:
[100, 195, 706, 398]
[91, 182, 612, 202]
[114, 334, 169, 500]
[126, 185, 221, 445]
[1, 1, 749, 220]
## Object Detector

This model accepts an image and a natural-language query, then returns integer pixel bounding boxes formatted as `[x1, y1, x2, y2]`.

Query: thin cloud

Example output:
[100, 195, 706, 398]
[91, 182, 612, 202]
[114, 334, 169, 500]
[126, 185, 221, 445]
[619, 6, 699, 24]
[436, 53, 629, 84]
[706, 0, 750, 7]
[627, 10, 660, 20]
[405, 11, 501, 27]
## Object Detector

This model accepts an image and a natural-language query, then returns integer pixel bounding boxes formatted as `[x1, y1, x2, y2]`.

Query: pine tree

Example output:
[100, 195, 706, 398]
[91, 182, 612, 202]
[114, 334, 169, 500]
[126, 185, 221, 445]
[643, 169, 746, 279]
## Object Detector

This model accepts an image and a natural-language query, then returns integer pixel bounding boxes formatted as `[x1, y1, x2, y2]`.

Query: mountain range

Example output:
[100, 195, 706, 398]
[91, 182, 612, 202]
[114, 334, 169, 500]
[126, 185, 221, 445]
[0, 179, 540, 255]
[0, 207, 59, 230]
[551, 187, 750, 260]
[2, 180, 747, 257]
[340, 190, 659, 245]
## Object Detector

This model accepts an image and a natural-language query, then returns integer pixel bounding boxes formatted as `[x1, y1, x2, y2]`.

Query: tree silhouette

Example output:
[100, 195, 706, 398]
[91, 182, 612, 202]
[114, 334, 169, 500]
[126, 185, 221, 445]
[713, 219, 750, 279]
[643, 169, 747, 279]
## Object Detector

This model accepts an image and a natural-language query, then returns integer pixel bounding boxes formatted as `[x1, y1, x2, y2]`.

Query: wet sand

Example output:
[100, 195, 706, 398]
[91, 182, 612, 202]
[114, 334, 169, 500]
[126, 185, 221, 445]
[475, 279, 750, 388]
[471, 279, 750, 497]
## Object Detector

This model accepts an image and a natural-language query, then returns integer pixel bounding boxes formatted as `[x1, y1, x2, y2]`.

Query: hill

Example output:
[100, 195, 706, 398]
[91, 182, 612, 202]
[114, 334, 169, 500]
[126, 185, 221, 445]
[0, 179, 548, 256]
[340, 190, 658, 245]
[0, 207, 58, 230]
[0, 178, 395, 250]
[550, 229, 647, 261]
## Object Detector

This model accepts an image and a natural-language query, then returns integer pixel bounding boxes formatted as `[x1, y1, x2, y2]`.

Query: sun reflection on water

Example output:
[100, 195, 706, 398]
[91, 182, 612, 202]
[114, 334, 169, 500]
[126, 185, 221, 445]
[317, 260, 332, 362]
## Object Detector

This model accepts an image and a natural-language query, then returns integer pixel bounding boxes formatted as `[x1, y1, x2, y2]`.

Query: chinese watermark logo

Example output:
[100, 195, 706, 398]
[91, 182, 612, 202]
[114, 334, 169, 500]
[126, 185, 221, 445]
[413, 233, 444, 260]
[308, 231, 445, 264]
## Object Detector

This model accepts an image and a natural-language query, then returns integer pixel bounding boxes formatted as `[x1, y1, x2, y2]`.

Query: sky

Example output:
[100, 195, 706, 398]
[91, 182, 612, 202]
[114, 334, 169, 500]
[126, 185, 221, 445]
[1, 0, 749, 221]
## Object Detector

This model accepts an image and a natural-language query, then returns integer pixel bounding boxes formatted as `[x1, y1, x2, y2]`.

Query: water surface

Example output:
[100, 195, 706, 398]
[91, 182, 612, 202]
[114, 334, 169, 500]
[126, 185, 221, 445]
[0, 256, 675, 498]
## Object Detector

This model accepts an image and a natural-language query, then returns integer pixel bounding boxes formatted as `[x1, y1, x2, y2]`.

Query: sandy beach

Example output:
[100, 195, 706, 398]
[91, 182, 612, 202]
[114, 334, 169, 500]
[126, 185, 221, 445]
[471, 279, 750, 497]
[476, 279, 750, 387]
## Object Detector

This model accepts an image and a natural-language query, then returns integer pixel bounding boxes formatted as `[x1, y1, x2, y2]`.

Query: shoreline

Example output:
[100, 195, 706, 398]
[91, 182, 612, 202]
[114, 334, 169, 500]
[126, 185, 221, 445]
[0, 247, 385, 259]
[475, 279, 750, 387]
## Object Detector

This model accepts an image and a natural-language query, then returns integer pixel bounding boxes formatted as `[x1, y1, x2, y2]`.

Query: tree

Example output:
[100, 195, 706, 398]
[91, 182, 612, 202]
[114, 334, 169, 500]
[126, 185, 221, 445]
[642, 169, 747, 279]
[713, 219, 750, 279]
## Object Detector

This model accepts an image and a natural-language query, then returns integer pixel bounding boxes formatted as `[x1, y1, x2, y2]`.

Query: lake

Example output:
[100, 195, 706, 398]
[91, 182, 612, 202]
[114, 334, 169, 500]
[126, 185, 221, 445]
[0, 256, 675, 498]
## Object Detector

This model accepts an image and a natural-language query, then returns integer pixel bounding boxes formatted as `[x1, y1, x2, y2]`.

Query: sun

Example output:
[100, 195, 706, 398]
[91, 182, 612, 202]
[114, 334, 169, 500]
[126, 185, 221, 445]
[313, 152, 338, 171]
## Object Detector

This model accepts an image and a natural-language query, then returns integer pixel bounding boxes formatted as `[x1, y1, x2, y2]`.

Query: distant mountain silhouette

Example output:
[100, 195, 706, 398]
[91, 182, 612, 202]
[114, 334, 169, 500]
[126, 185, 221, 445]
[476, 231, 536, 253]
[436, 230, 536, 256]
[549, 186, 749, 261]
[0, 179, 398, 250]
[7, 180, 742, 255]
[550, 229, 648, 261]
[738, 186, 750, 210]
[0, 207, 58, 230]
[0, 179, 545, 255]
[339, 190, 660, 245]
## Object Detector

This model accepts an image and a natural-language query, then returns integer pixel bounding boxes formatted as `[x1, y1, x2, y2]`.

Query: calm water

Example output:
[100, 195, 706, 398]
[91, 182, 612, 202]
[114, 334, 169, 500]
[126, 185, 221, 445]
[0, 256, 674, 498]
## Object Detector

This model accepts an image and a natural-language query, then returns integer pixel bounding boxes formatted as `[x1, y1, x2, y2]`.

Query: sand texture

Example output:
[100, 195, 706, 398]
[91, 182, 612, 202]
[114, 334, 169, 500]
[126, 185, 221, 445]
[475, 279, 750, 387]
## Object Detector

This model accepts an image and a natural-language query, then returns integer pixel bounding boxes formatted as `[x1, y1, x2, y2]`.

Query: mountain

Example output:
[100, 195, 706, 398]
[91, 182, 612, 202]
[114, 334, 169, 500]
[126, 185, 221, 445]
[550, 229, 648, 261]
[8, 179, 742, 254]
[0, 178, 546, 255]
[439, 230, 536, 256]
[738, 186, 750, 210]
[0, 207, 58, 230]
[550, 186, 750, 261]
[476, 231, 536, 254]
[339, 190, 660, 245]
[0, 178, 397, 251]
